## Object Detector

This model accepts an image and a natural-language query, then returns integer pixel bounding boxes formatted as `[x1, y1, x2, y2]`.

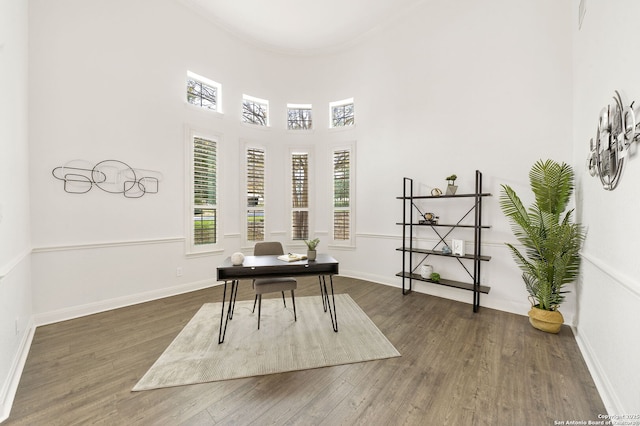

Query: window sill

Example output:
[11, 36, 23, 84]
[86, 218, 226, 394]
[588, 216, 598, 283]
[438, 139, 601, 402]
[241, 121, 271, 131]
[184, 102, 224, 119]
[186, 247, 225, 258]
[328, 124, 356, 132]
[286, 128, 315, 135]
[328, 243, 356, 251]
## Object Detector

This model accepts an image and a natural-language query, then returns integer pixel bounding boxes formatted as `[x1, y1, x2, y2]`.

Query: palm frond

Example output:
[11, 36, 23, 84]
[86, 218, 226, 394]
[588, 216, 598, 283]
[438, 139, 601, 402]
[500, 185, 537, 248]
[529, 159, 574, 217]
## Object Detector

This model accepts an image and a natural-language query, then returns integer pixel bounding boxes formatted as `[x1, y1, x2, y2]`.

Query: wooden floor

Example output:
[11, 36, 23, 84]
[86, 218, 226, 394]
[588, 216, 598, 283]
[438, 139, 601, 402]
[5, 277, 605, 425]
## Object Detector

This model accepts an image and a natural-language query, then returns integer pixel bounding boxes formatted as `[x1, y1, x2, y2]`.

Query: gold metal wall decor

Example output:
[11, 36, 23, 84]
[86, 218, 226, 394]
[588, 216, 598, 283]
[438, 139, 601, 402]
[587, 91, 640, 190]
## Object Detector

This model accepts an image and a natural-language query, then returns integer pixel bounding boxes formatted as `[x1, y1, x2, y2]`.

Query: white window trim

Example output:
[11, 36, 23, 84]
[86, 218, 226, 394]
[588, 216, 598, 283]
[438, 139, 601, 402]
[329, 142, 356, 248]
[242, 94, 270, 127]
[329, 97, 355, 129]
[241, 141, 268, 247]
[287, 146, 314, 246]
[186, 70, 223, 114]
[184, 125, 223, 255]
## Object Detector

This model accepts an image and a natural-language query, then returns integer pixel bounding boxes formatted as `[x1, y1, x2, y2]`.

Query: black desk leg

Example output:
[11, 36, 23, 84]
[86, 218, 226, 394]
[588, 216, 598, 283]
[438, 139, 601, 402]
[320, 275, 338, 332]
[228, 278, 239, 320]
[218, 279, 238, 344]
[318, 276, 328, 312]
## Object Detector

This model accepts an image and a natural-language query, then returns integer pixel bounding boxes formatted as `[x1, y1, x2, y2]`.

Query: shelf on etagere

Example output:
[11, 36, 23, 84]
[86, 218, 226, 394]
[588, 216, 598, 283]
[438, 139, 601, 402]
[395, 272, 491, 294]
[396, 192, 492, 200]
[395, 247, 491, 262]
[395, 222, 491, 229]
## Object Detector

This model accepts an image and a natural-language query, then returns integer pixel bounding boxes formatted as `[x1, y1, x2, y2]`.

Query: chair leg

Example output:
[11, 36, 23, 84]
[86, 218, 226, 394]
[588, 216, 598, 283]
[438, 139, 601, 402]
[257, 294, 262, 330]
[282, 291, 286, 307]
[252, 294, 258, 313]
[291, 290, 297, 322]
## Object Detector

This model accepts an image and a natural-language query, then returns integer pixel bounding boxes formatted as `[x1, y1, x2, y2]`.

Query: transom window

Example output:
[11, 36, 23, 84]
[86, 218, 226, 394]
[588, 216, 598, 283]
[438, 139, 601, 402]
[242, 94, 269, 126]
[287, 104, 313, 130]
[186, 71, 221, 112]
[330, 98, 354, 128]
[246, 147, 265, 242]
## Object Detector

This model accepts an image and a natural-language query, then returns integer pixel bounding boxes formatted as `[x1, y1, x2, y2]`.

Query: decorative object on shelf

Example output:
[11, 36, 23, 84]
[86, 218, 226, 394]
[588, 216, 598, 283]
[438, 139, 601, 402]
[500, 159, 585, 333]
[586, 90, 640, 191]
[420, 264, 433, 279]
[419, 212, 439, 225]
[231, 252, 245, 266]
[304, 238, 320, 261]
[445, 174, 458, 195]
[451, 239, 465, 256]
[52, 159, 162, 198]
[441, 245, 452, 255]
[430, 188, 442, 196]
[430, 272, 440, 282]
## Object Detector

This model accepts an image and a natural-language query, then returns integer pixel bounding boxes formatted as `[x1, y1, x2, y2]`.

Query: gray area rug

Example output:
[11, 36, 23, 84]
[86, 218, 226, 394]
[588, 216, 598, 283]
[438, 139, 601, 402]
[133, 294, 400, 391]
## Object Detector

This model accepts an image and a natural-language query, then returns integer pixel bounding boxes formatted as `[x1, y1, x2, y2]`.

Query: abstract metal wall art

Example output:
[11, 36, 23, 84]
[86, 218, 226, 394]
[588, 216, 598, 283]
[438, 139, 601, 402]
[587, 91, 640, 190]
[52, 159, 162, 198]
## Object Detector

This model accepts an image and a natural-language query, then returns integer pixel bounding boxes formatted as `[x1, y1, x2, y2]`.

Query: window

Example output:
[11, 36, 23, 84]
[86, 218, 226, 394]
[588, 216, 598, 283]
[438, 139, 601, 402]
[330, 98, 354, 128]
[291, 152, 309, 240]
[242, 94, 269, 126]
[287, 104, 313, 130]
[188, 132, 219, 252]
[246, 147, 265, 242]
[333, 148, 351, 241]
[186, 71, 221, 112]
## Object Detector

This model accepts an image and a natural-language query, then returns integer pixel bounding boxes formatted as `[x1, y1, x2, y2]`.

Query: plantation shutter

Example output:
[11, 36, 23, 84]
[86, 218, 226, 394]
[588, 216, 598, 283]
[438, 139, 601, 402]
[333, 149, 350, 240]
[291, 153, 309, 240]
[193, 137, 216, 245]
[247, 147, 265, 241]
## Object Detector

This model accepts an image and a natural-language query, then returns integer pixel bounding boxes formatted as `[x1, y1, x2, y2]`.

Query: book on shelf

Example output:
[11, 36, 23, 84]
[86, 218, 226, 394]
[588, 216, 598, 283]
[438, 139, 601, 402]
[277, 253, 307, 262]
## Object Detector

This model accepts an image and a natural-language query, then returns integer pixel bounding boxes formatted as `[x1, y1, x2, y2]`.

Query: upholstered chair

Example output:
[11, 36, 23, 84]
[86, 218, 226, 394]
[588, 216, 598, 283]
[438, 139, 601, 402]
[252, 242, 297, 329]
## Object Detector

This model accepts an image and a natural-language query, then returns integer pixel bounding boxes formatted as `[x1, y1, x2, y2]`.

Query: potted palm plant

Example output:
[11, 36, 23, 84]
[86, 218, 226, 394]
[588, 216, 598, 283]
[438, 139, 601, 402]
[499, 159, 585, 333]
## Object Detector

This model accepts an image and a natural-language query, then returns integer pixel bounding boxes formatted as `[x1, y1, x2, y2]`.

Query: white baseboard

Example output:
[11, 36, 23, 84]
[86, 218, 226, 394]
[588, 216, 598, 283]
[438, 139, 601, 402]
[339, 269, 531, 319]
[0, 317, 35, 424]
[573, 327, 621, 415]
[1, 278, 221, 423]
[33, 278, 219, 327]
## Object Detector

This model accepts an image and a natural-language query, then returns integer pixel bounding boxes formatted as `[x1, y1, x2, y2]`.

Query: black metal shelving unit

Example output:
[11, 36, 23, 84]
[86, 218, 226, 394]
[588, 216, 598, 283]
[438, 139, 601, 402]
[396, 170, 491, 312]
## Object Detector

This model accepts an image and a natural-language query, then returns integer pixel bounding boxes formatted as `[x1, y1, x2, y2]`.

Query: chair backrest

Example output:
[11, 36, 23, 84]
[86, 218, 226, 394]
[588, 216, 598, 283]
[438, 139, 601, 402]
[254, 241, 285, 256]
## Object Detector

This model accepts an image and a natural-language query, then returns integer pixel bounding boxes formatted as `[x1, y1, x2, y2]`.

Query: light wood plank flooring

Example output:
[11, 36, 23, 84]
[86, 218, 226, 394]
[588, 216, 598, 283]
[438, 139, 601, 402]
[4, 276, 605, 425]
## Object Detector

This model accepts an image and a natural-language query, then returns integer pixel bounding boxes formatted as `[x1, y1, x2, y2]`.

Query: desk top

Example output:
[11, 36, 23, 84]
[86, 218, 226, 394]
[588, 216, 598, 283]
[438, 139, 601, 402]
[217, 254, 339, 281]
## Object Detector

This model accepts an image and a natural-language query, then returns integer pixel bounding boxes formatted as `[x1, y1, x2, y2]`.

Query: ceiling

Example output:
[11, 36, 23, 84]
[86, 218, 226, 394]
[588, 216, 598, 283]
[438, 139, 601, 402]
[178, 0, 426, 54]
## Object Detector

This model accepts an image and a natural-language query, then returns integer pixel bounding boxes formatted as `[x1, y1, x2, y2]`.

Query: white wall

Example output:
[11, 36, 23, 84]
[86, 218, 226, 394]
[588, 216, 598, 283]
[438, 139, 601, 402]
[310, 0, 575, 318]
[28, 0, 574, 324]
[0, 0, 34, 421]
[572, 0, 640, 414]
[27, 0, 345, 322]
[11, 0, 631, 419]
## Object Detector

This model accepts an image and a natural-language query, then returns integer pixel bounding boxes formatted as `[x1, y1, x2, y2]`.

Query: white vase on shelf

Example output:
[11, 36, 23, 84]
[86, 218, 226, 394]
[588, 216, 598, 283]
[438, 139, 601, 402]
[420, 264, 433, 279]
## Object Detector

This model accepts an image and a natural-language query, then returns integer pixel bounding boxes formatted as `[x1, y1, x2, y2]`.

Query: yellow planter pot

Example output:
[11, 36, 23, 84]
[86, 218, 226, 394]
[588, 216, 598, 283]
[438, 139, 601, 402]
[528, 307, 564, 333]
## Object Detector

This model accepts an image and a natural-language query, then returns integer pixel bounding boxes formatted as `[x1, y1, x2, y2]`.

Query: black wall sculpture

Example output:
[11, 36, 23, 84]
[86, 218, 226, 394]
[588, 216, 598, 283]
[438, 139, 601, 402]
[52, 159, 161, 198]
